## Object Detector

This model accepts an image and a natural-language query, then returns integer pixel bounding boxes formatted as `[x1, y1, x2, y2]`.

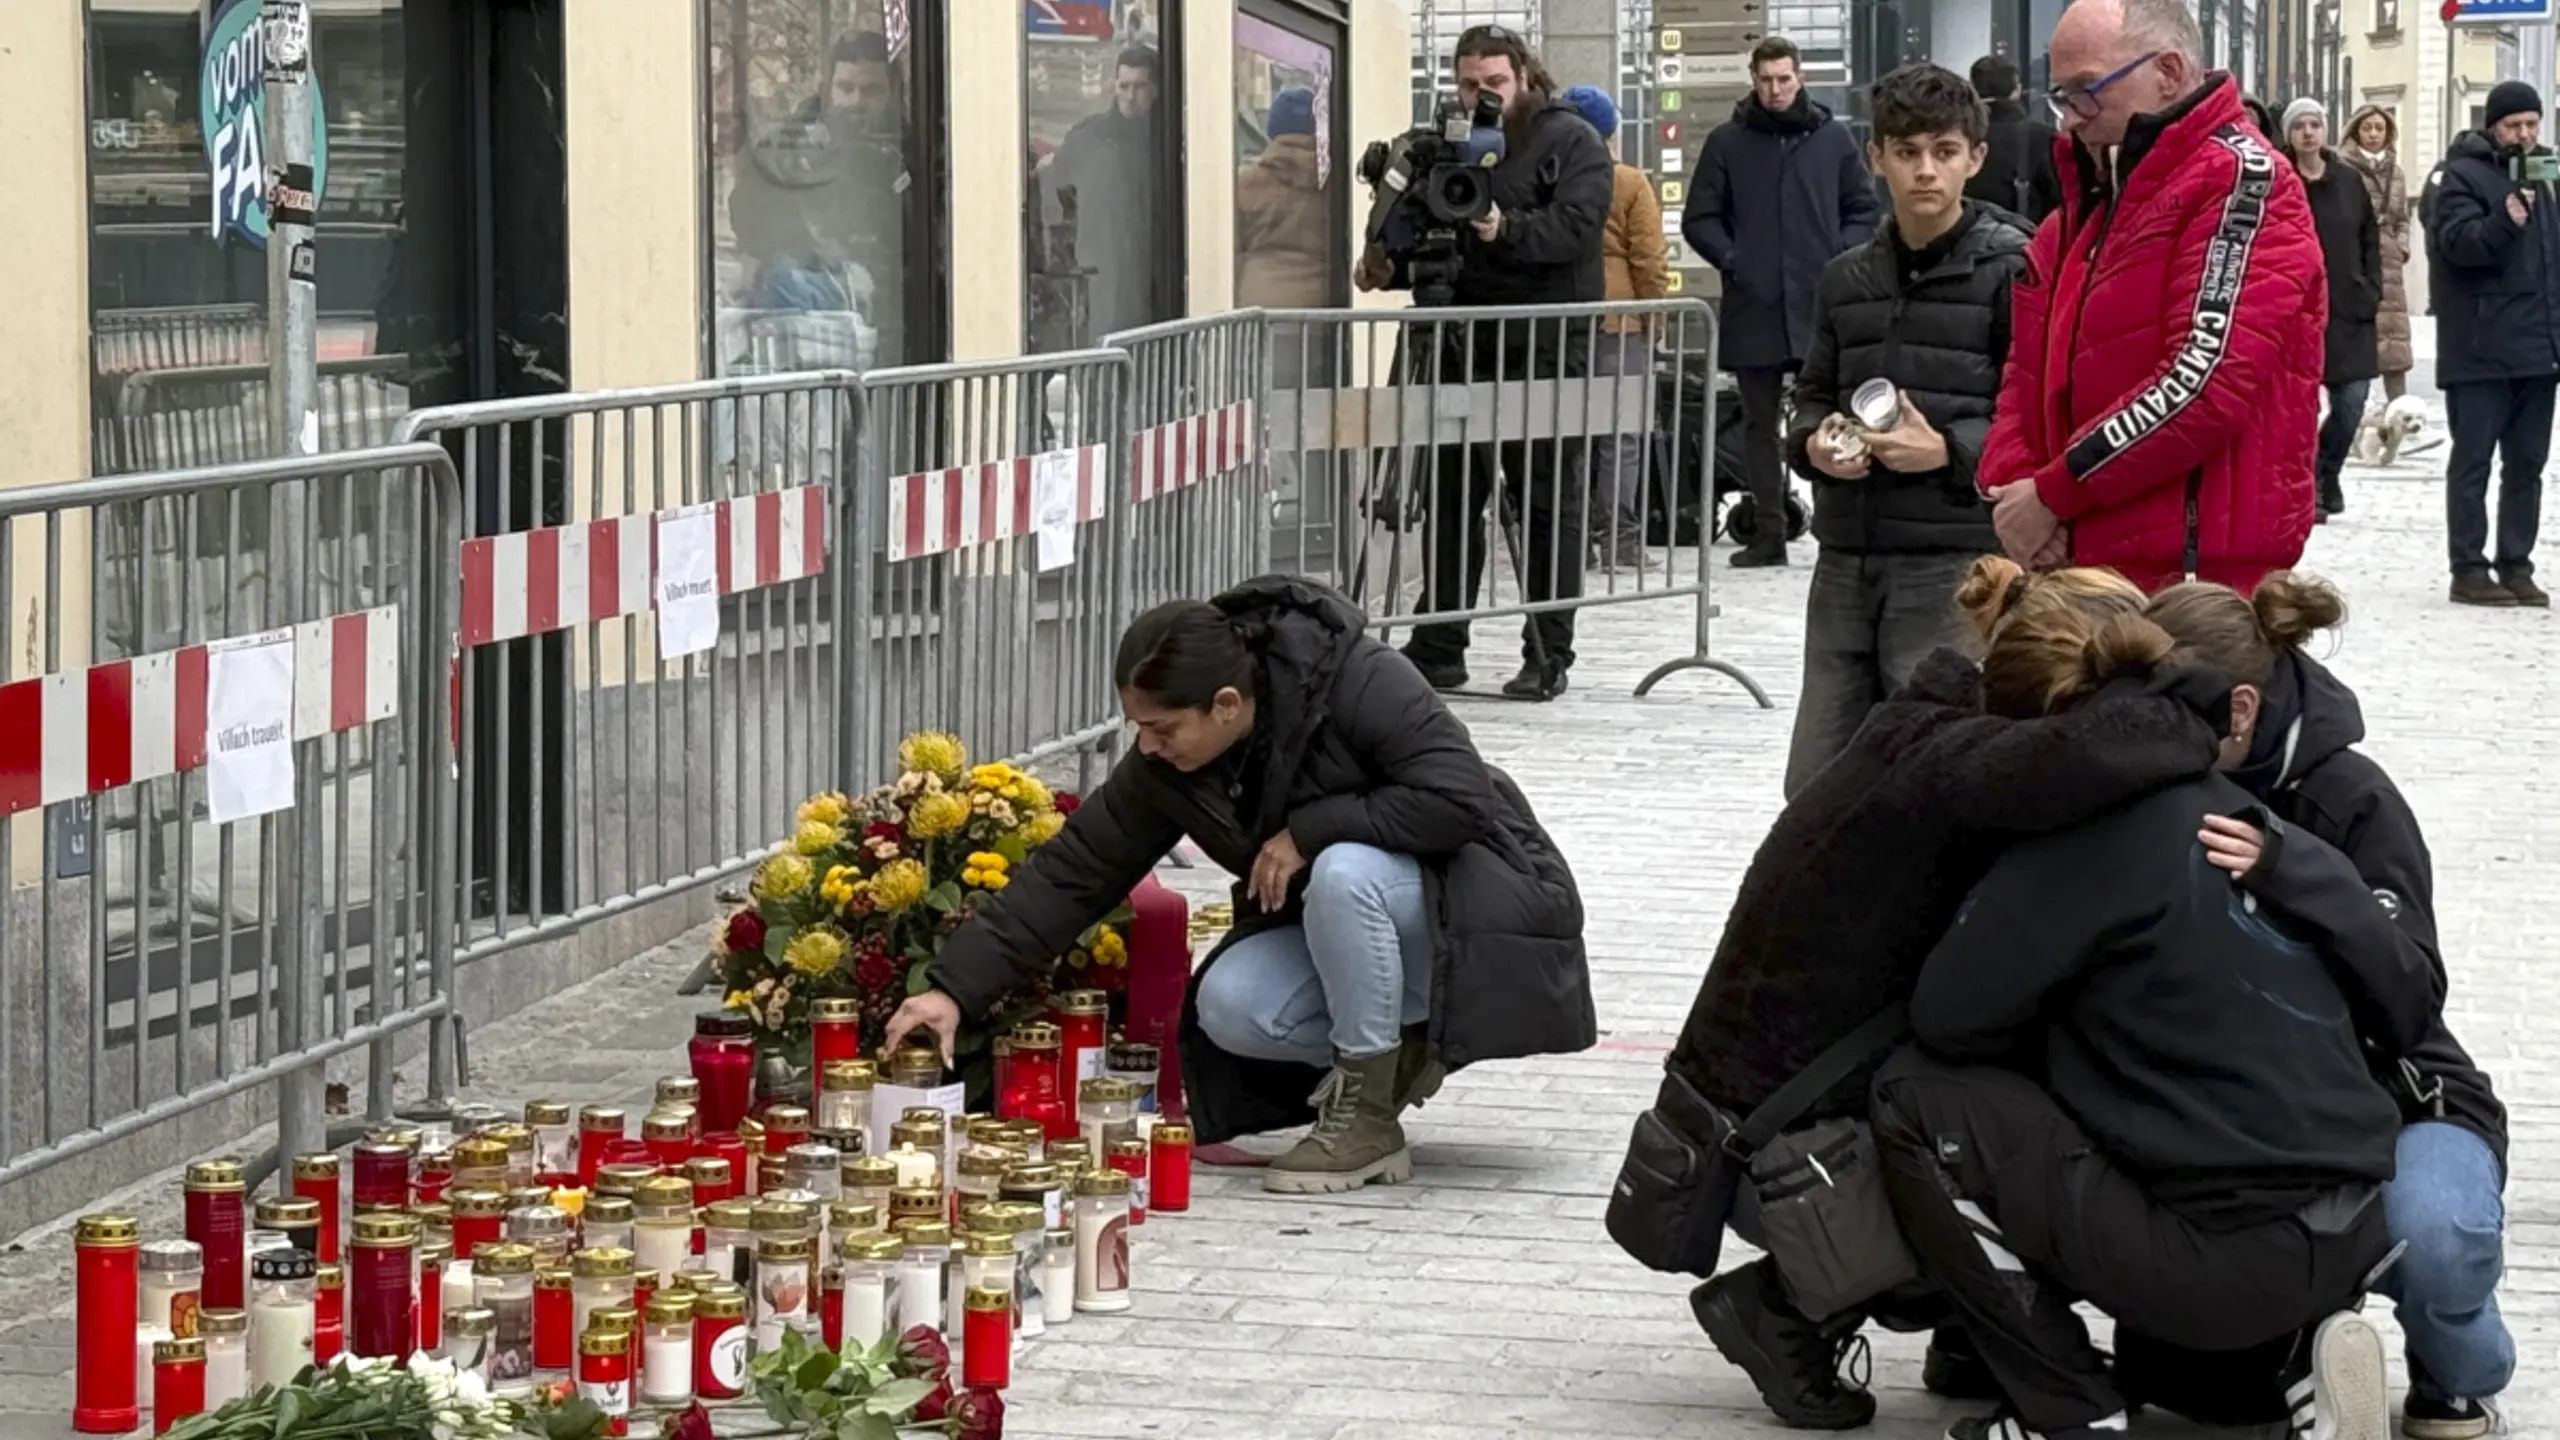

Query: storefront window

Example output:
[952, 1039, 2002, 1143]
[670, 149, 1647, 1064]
[705, 0, 946, 376]
[1025, 1, 1182, 350]
[1234, 7, 1344, 310]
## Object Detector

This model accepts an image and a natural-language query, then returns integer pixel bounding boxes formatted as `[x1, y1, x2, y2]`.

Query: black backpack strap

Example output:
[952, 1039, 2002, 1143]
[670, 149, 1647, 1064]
[1730, 1004, 1911, 1157]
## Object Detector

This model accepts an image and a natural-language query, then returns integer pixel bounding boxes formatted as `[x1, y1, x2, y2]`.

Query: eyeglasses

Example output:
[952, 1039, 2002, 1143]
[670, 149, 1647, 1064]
[2045, 51, 2160, 121]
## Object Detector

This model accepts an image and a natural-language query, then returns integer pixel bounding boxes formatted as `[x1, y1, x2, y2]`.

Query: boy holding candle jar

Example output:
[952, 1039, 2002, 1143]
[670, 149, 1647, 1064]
[1779, 62, 2033, 801]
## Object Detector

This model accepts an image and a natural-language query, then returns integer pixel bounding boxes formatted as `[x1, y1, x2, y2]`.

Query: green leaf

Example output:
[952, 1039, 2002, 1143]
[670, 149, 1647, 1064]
[837, 1413, 900, 1440]
[797, 1346, 843, 1391]
[907, 957, 937, 996]
[542, 1396, 610, 1440]
[860, 1377, 939, 1417]
[922, 879, 964, 914]
[992, 833, 1029, 864]
[269, 1389, 306, 1440]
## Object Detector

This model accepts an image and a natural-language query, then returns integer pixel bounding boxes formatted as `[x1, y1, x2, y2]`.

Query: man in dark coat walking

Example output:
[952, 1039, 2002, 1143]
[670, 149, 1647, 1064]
[1685, 35, 1882, 567]
[2424, 79, 2555, 607]
[2282, 97, 2382, 521]
[1964, 53, 2063, 222]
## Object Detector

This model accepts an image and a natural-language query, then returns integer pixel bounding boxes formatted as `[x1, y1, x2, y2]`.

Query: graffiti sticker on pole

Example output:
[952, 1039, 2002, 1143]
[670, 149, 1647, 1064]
[200, 0, 328, 247]
[268, 164, 318, 230]
[261, 0, 312, 80]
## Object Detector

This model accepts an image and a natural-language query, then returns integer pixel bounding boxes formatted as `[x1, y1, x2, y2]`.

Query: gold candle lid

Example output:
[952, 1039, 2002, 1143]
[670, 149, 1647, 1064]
[578, 1106, 627, 1133]
[643, 1293, 696, 1324]
[895, 1220, 950, 1248]
[579, 1328, 631, 1356]
[820, 1058, 876, 1091]
[1108, 1138, 1149, 1161]
[451, 1136, 510, 1168]
[482, 1122, 534, 1153]
[153, 1336, 206, 1364]
[536, 1268, 573, 1291]
[756, 1235, 812, 1260]
[1044, 1139, 1093, 1173]
[473, 1243, 536, 1277]
[987, 1202, 1045, 1235]
[419, 1239, 452, 1267]
[196, 1308, 248, 1336]
[693, 1288, 747, 1320]
[684, 1156, 734, 1186]
[827, 1201, 882, 1234]
[505, 1186, 556, 1213]
[291, 1152, 340, 1180]
[655, 1076, 703, 1104]
[351, 1213, 421, 1247]
[571, 1246, 636, 1278]
[809, 998, 860, 1023]
[590, 1305, 639, 1336]
[841, 1155, 901, 1186]
[593, 1164, 657, 1197]
[408, 1201, 453, 1229]
[1073, 1168, 1131, 1197]
[963, 1285, 1011, 1314]
[1078, 1076, 1142, 1105]
[1152, 1123, 1194, 1145]
[523, 1100, 571, 1127]
[888, 1118, 942, 1150]
[75, 1214, 140, 1246]
[315, 1263, 343, 1291]
[642, 1112, 691, 1143]
[448, 1189, 509, 1220]
[631, 1175, 695, 1209]
[888, 1186, 942, 1219]
[254, 1196, 324, 1228]
[1056, 989, 1109, 1016]
[840, 1232, 905, 1262]
[955, 1146, 1016, 1182]
[998, 1163, 1062, 1191]
[703, 1199, 756, 1229]
[961, 1231, 1015, 1259]
[364, 1126, 423, 1151]
[184, 1158, 247, 1193]
[749, 1199, 812, 1232]
[965, 1117, 1014, 1145]
[443, 1306, 497, 1338]
[762, 1104, 810, 1131]
[1010, 1021, 1060, 1049]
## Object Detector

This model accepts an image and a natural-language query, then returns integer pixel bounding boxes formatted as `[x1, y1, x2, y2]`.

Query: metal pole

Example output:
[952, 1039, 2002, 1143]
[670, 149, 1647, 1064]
[262, 0, 329, 1166]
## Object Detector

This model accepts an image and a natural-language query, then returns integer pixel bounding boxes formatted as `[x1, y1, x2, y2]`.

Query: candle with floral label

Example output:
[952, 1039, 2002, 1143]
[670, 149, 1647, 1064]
[1071, 1169, 1131, 1313]
[691, 1284, 749, 1404]
[138, 1240, 203, 1340]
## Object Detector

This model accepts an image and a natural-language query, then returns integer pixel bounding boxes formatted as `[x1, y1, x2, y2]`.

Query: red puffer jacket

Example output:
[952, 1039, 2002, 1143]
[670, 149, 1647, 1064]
[1980, 75, 2323, 592]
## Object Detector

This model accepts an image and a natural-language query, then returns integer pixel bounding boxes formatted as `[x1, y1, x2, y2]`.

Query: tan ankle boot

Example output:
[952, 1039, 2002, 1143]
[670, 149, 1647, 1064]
[1263, 1050, 1412, 1195]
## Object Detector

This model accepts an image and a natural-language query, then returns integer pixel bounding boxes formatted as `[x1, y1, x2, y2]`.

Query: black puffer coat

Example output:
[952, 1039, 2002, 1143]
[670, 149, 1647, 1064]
[1685, 92, 1881, 368]
[1666, 650, 2225, 1121]
[926, 576, 1591, 1144]
[2301, 155, 2382, 385]
[1786, 202, 2030, 554]
[2425, 130, 2560, 385]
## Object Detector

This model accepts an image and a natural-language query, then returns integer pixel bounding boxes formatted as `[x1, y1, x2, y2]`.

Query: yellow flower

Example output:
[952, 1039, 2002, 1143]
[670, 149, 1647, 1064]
[1020, 811, 1066, 845]
[867, 858, 928, 911]
[753, 852, 813, 900]
[966, 852, 1008, 873]
[1090, 927, 1127, 967]
[820, 865, 861, 909]
[967, 762, 1020, 793]
[900, 731, 967, 778]
[1011, 775, 1053, 812]
[961, 851, 1011, 889]
[906, 790, 969, 840]
[796, 792, 850, 827]
[784, 926, 850, 977]
[723, 989, 754, 1011]
[792, 820, 843, 856]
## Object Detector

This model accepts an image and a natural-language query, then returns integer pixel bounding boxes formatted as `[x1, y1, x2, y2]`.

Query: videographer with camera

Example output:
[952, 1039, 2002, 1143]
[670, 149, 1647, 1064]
[2424, 80, 2554, 609]
[1364, 24, 1615, 702]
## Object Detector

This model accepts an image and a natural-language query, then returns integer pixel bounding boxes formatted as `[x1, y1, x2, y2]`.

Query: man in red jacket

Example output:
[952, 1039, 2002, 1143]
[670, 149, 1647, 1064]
[1978, 0, 2325, 592]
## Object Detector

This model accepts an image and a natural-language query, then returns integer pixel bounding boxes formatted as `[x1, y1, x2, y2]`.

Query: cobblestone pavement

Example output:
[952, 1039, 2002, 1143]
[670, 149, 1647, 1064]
[0, 454, 2548, 1439]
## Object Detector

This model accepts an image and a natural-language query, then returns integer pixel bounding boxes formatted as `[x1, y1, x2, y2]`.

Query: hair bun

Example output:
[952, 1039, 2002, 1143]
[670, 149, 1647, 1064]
[2249, 572, 2346, 650]
[1954, 555, 2028, 641]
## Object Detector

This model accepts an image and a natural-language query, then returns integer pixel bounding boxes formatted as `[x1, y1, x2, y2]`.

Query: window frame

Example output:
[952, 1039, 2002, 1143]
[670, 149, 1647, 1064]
[1235, 0, 1353, 311]
[1019, 0, 1190, 350]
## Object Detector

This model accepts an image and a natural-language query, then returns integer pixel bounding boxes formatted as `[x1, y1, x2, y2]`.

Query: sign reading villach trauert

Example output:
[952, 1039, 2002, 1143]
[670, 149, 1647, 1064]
[199, 0, 331, 248]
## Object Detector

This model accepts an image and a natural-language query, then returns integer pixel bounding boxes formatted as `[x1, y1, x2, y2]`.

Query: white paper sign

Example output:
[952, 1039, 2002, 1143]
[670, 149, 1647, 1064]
[655, 503, 721, 660]
[205, 629, 297, 825]
[1031, 451, 1080, 572]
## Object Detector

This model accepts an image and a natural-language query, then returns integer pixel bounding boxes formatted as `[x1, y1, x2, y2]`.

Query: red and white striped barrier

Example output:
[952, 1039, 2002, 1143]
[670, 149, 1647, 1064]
[456, 486, 828, 648]
[1130, 402, 1259, 503]
[887, 445, 1109, 562]
[0, 607, 403, 817]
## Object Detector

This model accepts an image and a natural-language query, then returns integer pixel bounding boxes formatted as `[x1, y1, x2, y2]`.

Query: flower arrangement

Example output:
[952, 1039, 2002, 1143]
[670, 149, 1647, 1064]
[161, 1353, 611, 1440]
[661, 1325, 1001, 1440]
[714, 732, 1126, 1077]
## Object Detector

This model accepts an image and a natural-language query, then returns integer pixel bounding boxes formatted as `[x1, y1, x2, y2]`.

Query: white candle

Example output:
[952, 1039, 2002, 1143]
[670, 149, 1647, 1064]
[249, 1296, 316, 1390]
[632, 1225, 690, 1286]
[840, 1271, 888, 1353]
[890, 1145, 937, 1190]
[204, 1330, 249, 1408]
[135, 1324, 171, 1412]
[1041, 1232, 1076, 1325]
[641, 1331, 694, 1405]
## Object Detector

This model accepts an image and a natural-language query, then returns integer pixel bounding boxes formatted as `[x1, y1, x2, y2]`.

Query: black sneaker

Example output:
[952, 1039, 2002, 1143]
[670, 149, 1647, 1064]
[2403, 1391, 2504, 1439]
[1923, 1325, 2002, 1401]
[1401, 652, 1469, 691]
[1946, 1410, 2129, 1440]
[1690, 1260, 1876, 1431]
[1501, 661, 1568, 701]
[2500, 572, 2550, 608]
[2451, 574, 2519, 607]
[1730, 541, 1789, 569]
[2281, 1311, 2390, 1440]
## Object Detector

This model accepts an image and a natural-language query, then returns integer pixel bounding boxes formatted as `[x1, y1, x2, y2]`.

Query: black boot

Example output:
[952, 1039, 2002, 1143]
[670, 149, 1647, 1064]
[1400, 649, 1469, 691]
[1691, 1259, 1877, 1431]
[1730, 539, 1789, 568]
[1501, 659, 1568, 701]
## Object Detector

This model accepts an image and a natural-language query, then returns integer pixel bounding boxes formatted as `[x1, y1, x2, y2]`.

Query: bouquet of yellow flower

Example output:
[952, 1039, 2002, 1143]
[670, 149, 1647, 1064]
[712, 731, 1125, 1084]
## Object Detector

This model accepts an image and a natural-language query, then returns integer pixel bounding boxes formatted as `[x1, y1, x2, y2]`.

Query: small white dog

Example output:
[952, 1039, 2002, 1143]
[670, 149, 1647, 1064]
[2353, 393, 2435, 465]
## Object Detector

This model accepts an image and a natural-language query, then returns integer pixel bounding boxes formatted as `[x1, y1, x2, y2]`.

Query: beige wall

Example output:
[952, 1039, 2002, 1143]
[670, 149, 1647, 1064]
[565, 0, 703, 391]
[0, 4, 91, 496]
[1186, 0, 1241, 317]
[951, 0, 1028, 361]
[1350, 0, 1415, 312]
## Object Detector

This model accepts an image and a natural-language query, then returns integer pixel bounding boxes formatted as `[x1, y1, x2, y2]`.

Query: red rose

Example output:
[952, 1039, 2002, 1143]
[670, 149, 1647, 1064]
[864, 822, 903, 844]
[894, 1324, 950, 1380]
[724, 910, 766, 955]
[951, 1386, 1007, 1440]
[1052, 792, 1081, 815]
[854, 951, 899, 993]
[913, 1379, 954, 1422]
[665, 1404, 717, 1440]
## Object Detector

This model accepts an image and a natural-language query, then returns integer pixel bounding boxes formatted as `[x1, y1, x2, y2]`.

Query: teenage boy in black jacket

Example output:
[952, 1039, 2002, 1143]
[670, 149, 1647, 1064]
[1782, 63, 2031, 798]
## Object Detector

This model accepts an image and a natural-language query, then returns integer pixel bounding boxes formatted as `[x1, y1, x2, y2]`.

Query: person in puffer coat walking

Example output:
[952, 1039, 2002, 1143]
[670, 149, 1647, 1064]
[2342, 104, 2417, 400]
[1977, 0, 2324, 593]
[886, 576, 1592, 1195]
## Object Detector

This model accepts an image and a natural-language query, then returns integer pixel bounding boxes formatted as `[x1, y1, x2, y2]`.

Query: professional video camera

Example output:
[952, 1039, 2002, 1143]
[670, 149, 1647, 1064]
[1356, 92, 1507, 306]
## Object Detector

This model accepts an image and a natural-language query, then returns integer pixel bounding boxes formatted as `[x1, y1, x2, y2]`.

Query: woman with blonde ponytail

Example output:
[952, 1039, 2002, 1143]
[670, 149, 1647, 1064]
[2143, 573, 2511, 1438]
[1870, 567, 2409, 1440]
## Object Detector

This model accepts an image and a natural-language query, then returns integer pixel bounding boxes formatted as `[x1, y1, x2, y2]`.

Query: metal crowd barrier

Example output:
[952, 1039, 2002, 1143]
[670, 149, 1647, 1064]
[1107, 312, 1271, 617]
[0, 443, 459, 1187]
[389, 373, 860, 1003]
[852, 350, 1134, 789]
[97, 355, 413, 476]
[1263, 299, 1767, 704]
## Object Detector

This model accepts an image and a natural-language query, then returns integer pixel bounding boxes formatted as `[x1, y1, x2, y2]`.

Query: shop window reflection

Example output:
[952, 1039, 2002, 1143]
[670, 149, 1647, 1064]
[707, 0, 942, 378]
[1233, 13, 1340, 311]
[1026, 3, 1179, 350]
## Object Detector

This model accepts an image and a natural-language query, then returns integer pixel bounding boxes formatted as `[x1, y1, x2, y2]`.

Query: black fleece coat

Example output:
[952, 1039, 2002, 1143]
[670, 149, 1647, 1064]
[1666, 650, 2225, 1122]
[2301, 155, 2383, 385]
[1787, 202, 2030, 552]
[926, 576, 1591, 1145]
[1685, 92, 1881, 368]
[2227, 652, 2505, 1172]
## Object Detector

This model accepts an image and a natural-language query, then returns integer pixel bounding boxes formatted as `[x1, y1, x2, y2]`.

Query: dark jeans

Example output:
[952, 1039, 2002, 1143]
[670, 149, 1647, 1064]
[1784, 550, 1981, 800]
[1403, 438, 1589, 671]
[1735, 364, 1797, 547]
[1870, 1051, 2389, 1433]
[2317, 378, 2370, 508]
[2443, 376, 2552, 578]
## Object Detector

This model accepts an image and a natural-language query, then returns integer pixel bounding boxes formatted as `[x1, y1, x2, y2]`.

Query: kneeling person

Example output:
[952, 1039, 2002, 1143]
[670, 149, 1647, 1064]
[886, 577, 1592, 1193]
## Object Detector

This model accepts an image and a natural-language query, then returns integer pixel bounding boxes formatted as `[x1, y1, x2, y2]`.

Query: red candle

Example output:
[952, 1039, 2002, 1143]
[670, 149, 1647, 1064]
[737, 1121, 765, 1197]
[689, 1011, 755, 1136]
[1050, 991, 1109, 1123]
[760, 1105, 809, 1163]
[73, 1214, 141, 1433]
[643, 1113, 692, 1171]
[1003, 1023, 1064, 1127]
[534, 1270, 574, 1373]
[692, 1287, 747, 1401]
[293, 1153, 344, 1264]
[183, 1158, 248, 1311]
[314, 1263, 344, 1366]
[578, 1329, 633, 1435]
[353, 1140, 413, 1208]
[601, 1139, 658, 1171]
[150, 1337, 206, 1436]
[961, 1287, 1011, 1390]
[417, 1240, 448, 1355]
[414, 1148, 453, 1205]
[819, 1266, 843, 1351]
[450, 1191, 506, 1261]
[1108, 1139, 1151, 1225]
[810, 997, 859, 1070]
[683, 1157, 734, 1259]
[699, 1134, 747, 1198]
[578, 1106, 627, 1188]
[348, 1214, 418, 1361]
[1150, 1123, 1193, 1214]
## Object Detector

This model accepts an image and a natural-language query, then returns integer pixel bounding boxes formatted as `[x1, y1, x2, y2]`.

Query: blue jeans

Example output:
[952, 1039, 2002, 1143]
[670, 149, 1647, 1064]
[2380, 1122, 2514, 1400]
[1193, 844, 1432, 1063]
